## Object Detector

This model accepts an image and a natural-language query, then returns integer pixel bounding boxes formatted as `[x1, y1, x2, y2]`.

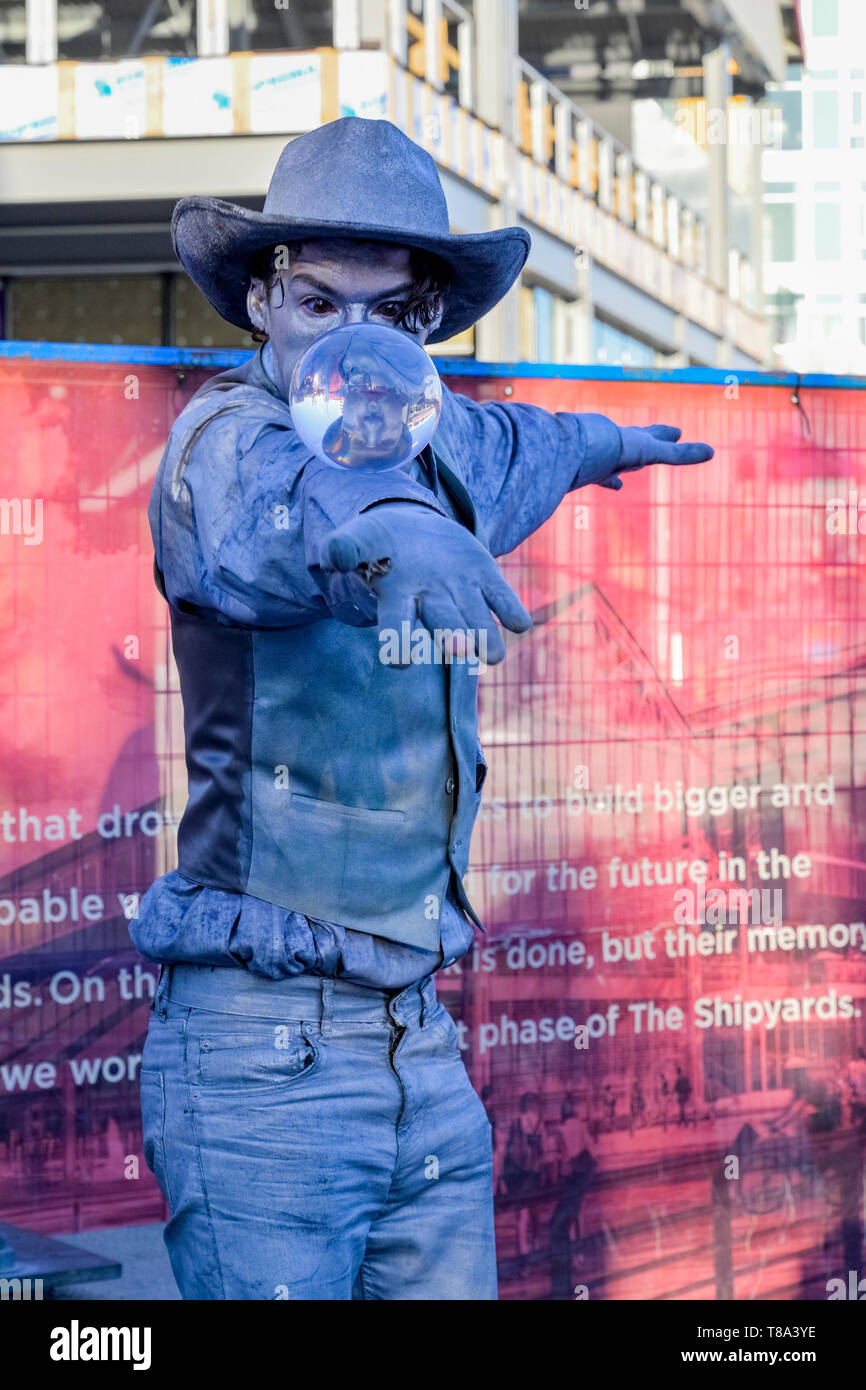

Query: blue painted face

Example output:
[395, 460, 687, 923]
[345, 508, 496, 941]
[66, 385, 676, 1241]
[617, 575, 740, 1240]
[246, 238, 443, 402]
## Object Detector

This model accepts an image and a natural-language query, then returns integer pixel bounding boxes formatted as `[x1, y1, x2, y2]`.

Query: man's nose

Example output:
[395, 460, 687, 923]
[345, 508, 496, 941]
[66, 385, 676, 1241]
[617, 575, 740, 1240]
[343, 303, 370, 325]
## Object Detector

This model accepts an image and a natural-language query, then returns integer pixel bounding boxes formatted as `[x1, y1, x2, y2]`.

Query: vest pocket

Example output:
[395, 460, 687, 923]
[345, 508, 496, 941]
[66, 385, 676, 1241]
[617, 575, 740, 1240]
[290, 792, 406, 823]
[249, 765, 449, 946]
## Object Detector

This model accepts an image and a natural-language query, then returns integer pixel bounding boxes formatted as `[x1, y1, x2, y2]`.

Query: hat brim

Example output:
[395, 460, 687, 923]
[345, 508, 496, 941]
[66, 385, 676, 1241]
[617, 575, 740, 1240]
[171, 197, 531, 345]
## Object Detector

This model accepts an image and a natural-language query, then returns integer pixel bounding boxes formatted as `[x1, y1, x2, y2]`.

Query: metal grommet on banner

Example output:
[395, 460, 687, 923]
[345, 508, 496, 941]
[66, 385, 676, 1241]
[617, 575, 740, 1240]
[790, 374, 812, 437]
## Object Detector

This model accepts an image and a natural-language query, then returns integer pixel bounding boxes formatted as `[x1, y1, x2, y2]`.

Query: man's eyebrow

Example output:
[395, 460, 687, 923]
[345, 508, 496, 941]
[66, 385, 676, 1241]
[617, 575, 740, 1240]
[290, 272, 416, 301]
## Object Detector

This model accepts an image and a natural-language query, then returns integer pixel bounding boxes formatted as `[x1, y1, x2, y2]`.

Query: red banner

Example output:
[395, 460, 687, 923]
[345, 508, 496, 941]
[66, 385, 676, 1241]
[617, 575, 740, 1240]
[1, 353, 864, 1301]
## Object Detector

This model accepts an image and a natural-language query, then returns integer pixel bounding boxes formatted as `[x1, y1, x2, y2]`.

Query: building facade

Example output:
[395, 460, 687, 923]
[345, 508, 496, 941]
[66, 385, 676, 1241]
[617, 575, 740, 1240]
[764, 0, 866, 374]
[0, 0, 798, 367]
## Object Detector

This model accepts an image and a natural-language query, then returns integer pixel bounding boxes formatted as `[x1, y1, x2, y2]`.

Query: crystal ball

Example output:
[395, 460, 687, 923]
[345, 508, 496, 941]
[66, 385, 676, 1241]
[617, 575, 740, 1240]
[289, 323, 442, 473]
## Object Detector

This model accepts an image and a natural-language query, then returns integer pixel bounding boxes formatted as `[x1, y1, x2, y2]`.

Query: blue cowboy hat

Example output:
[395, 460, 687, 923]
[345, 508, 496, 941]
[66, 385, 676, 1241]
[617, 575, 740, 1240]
[171, 117, 531, 344]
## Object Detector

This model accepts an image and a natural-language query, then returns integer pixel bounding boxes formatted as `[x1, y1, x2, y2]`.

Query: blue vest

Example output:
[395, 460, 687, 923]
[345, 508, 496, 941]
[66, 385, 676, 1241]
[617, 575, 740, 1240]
[161, 444, 488, 952]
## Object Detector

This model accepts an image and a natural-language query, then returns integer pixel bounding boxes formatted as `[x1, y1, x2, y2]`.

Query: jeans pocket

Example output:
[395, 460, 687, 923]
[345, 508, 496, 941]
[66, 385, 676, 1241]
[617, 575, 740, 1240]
[140, 1068, 174, 1208]
[432, 1002, 462, 1057]
[196, 1023, 321, 1093]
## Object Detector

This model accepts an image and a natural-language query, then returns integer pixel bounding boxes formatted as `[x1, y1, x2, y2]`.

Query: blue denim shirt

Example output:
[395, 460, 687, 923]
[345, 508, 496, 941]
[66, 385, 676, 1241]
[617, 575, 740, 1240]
[132, 347, 626, 989]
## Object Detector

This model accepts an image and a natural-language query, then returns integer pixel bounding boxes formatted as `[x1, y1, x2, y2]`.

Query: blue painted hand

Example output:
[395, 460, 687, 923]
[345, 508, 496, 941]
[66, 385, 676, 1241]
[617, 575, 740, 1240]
[322, 503, 533, 665]
[598, 424, 715, 490]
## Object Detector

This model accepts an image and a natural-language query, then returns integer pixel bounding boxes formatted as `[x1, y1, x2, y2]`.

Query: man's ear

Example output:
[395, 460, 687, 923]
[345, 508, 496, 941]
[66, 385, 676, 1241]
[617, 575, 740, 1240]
[427, 294, 446, 336]
[247, 277, 268, 333]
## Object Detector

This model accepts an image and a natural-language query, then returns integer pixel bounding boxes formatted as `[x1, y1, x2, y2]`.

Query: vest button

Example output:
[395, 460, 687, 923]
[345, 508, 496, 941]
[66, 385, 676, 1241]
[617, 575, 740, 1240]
[445, 777, 454, 794]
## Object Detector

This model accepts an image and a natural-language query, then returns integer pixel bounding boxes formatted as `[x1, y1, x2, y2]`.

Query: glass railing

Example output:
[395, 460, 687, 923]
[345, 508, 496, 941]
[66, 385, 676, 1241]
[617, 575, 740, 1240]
[388, 0, 755, 310]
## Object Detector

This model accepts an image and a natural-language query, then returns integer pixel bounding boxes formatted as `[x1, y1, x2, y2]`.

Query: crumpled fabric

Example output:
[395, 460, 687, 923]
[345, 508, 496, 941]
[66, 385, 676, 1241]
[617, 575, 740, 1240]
[131, 870, 474, 990]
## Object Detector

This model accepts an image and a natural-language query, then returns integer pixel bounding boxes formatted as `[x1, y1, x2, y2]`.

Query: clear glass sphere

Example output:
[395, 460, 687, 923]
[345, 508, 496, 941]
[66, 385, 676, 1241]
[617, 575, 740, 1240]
[289, 323, 442, 473]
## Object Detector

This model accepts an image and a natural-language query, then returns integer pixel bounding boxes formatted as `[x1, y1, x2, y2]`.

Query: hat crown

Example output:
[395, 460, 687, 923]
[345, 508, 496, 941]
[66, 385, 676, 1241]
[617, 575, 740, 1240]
[262, 118, 451, 239]
[171, 116, 530, 343]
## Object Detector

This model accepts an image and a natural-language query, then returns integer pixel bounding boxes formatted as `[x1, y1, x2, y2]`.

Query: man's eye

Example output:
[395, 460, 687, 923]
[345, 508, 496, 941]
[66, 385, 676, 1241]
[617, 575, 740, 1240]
[376, 302, 405, 320]
[303, 297, 336, 315]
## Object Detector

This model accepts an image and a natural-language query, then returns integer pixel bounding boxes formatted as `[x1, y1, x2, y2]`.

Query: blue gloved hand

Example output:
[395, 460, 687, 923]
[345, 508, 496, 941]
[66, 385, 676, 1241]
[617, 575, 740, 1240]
[597, 424, 714, 491]
[321, 502, 533, 665]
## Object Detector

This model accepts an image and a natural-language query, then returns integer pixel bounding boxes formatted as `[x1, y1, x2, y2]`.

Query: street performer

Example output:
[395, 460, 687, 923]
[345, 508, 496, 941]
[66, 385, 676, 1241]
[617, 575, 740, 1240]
[132, 116, 713, 1300]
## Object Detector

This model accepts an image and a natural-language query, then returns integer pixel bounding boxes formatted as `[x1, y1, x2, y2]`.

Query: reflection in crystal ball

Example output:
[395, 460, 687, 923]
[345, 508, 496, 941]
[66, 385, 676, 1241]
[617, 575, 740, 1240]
[289, 323, 442, 472]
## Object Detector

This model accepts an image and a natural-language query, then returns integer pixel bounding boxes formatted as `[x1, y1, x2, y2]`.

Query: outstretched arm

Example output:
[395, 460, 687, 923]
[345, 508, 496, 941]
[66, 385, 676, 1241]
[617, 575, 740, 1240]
[435, 385, 713, 557]
[150, 382, 532, 656]
[150, 384, 449, 627]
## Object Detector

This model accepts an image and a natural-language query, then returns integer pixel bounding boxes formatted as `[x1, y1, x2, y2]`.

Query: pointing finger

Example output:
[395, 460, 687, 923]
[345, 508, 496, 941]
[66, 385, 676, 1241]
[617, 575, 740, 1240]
[480, 573, 533, 634]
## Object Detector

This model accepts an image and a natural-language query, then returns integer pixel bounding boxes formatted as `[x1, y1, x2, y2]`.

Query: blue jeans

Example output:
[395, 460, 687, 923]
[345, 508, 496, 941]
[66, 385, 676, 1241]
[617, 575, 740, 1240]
[140, 964, 497, 1300]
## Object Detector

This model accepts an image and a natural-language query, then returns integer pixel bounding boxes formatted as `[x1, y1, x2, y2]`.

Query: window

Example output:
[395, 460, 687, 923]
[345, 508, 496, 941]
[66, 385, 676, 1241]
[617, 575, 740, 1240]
[533, 287, 554, 363]
[767, 290, 800, 344]
[765, 182, 796, 193]
[239, 2, 333, 53]
[814, 203, 841, 261]
[766, 204, 796, 262]
[813, 91, 839, 148]
[56, 2, 195, 60]
[51, 2, 334, 61]
[174, 276, 255, 349]
[0, 0, 27, 60]
[8, 276, 163, 345]
[6, 273, 259, 349]
[811, 0, 839, 38]
[591, 319, 654, 368]
[767, 89, 803, 149]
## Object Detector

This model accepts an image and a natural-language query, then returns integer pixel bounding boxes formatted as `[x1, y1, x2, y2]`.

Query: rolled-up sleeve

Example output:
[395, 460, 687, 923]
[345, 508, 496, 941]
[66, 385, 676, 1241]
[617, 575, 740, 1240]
[435, 385, 625, 558]
[148, 384, 448, 627]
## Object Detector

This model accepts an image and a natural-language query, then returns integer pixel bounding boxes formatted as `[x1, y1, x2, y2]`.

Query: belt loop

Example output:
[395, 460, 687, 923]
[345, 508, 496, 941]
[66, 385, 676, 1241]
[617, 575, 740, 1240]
[320, 979, 333, 1037]
[154, 963, 170, 1018]
[420, 979, 430, 1027]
